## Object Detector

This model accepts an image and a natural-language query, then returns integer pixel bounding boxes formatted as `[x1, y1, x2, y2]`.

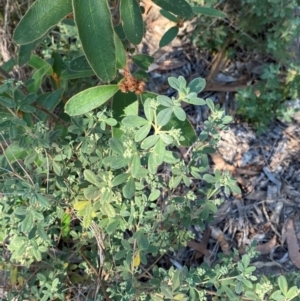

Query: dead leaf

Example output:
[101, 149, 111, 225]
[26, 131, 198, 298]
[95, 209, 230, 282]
[187, 240, 210, 257]
[255, 235, 277, 255]
[286, 218, 300, 268]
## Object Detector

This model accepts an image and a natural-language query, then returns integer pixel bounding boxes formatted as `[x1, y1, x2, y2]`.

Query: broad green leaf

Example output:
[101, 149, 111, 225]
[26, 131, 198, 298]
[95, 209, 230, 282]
[203, 174, 216, 183]
[109, 138, 124, 155]
[21, 212, 34, 233]
[149, 189, 160, 201]
[13, 0, 72, 44]
[159, 26, 179, 48]
[82, 203, 93, 228]
[153, 139, 165, 165]
[168, 77, 180, 90]
[1, 142, 28, 163]
[74, 200, 90, 212]
[84, 170, 98, 185]
[141, 135, 160, 149]
[152, 0, 193, 18]
[193, 6, 226, 18]
[114, 33, 127, 69]
[122, 116, 149, 127]
[173, 106, 186, 121]
[123, 177, 135, 199]
[0, 96, 15, 108]
[157, 95, 173, 107]
[65, 85, 119, 116]
[112, 173, 130, 186]
[286, 286, 298, 299]
[160, 9, 178, 22]
[131, 154, 141, 178]
[120, 0, 144, 45]
[188, 77, 206, 93]
[60, 68, 95, 80]
[144, 98, 154, 122]
[101, 203, 116, 218]
[278, 276, 288, 296]
[27, 65, 53, 93]
[61, 212, 71, 238]
[157, 108, 173, 126]
[36, 193, 50, 207]
[124, 101, 139, 116]
[138, 233, 149, 250]
[69, 55, 92, 72]
[84, 186, 101, 200]
[148, 152, 158, 174]
[28, 55, 53, 73]
[73, 0, 116, 81]
[135, 123, 151, 142]
[132, 54, 154, 71]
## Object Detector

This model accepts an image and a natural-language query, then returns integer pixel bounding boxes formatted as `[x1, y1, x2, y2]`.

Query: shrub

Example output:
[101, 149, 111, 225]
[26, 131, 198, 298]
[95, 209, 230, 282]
[0, 0, 299, 300]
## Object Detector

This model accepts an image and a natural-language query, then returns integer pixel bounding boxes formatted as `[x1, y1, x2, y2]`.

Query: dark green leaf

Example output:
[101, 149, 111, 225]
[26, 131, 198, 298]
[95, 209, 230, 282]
[69, 55, 92, 72]
[132, 54, 154, 70]
[120, 0, 144, 45]
[0, 96, 15, 108]
[123, 177, 135, 199]
[73, 0, 116, 81]
[13, 0, 72, 44]
[152, 0, 193, 18]
[159, 26, 179, 48]
[159, 9, 178, 22]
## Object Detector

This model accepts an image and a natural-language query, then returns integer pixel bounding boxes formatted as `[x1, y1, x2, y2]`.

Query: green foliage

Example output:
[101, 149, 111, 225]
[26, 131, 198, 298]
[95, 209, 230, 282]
[1, 0, 299, 299]
[236, 64, 300, 134]
[189, 0, 300, 132]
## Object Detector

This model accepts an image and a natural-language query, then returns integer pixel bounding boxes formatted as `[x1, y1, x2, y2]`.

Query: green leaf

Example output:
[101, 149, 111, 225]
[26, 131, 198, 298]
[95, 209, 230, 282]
[109, 138, 124, 155]
[124, 101, 139, 116]
[82, 203, 93, 228]
[149, 189, 160, 201]
[228, 183, 241, 194]
[131, 154, 141, 178]
[13, 0, 72, 44]
[27, 65, 53, 93]
[123, 177, 135, 199]
[65, 85, 119, 116]
[0, 96, 16, 108]
[168, 77, 181, 90]
[188, 77, 206, 93]
[36, 193, 50, 207]
[157, 95, 173, 107]
[102, 203, 116, 218]
[69, 55, 92, 72]
[203, 174, 216, 183]
[157, 108, 173, 126]
[135, 123, 151, 142]
[122, 115, 149, 127]
[152, 0, 193, 18]
[112, 173, 130, 186]
[84, 170, 98, 185]
[141, 135, 160, 149]
[173, 106, 186, 121]
[159, 26, 179, 48]
[2, 143, 28, 163]
[184, 96, 206, 106]
[153, 139, 165, 165]
[120, 0, 144, 45]
[73, 0, 116, 81]
[61, 213, 71, 238]
[193, 6, 226, 18]
[160, 9, 178, 22]
[148, 152, 158, 174]
[114, 33, 127, 69]
[138, 233, 149, 250]
[278, 276, 288, 296]
[286, 286, 298, 299]
[132, 54, 154, 70]
[21, 212, 34, 233]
